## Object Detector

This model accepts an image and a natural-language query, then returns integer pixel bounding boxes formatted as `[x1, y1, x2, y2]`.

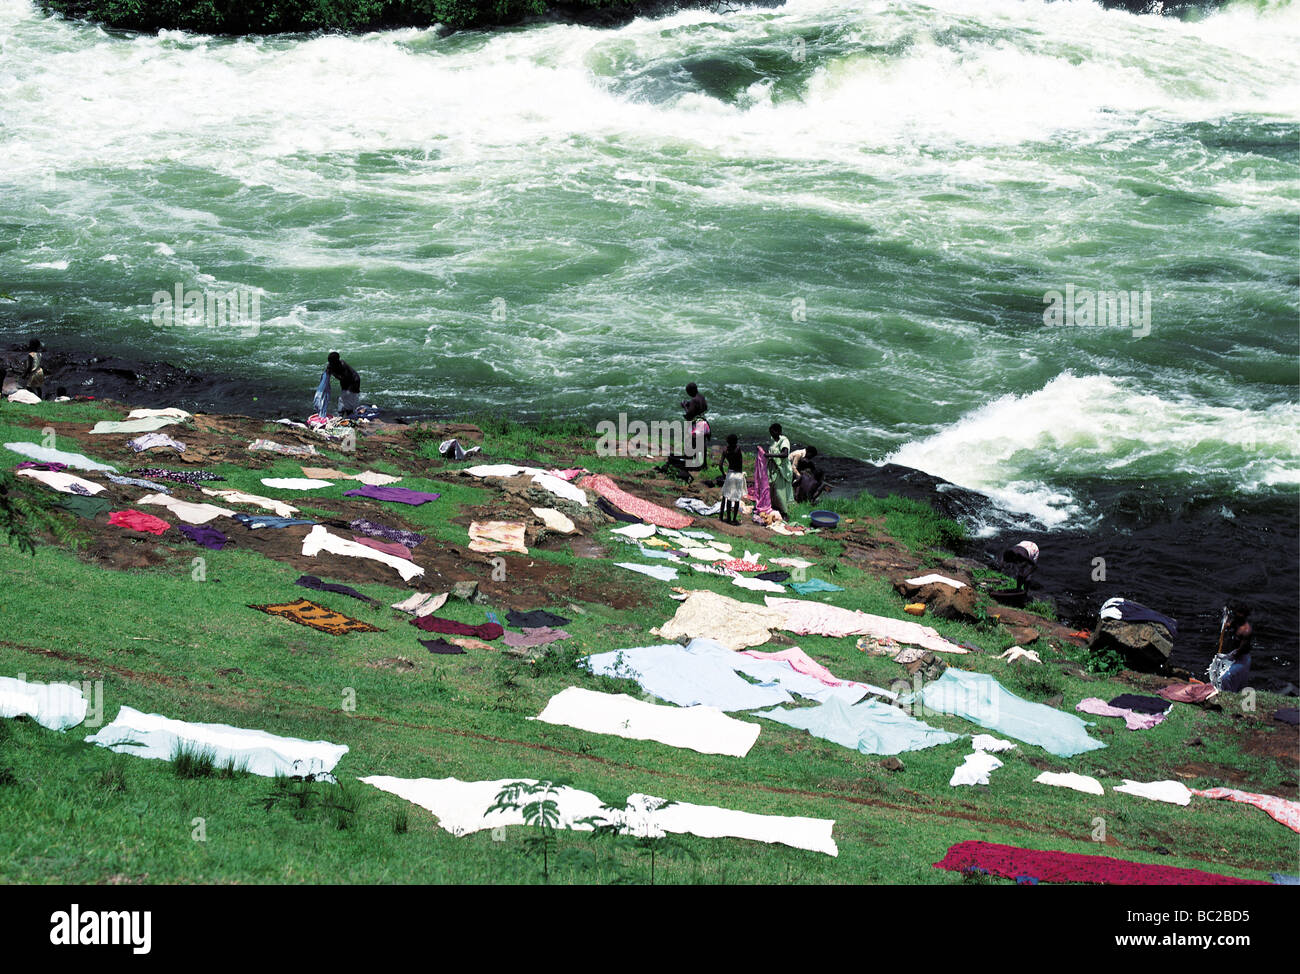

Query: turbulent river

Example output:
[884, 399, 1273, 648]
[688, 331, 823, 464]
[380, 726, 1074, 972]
[1, 0, 1297, 682]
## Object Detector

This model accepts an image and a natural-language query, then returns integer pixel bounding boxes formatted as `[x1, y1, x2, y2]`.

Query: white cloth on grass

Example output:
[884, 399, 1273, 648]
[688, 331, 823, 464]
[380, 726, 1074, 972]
[135, 494, 233, 525]
[1035, 771, 1104, 795]
[531, 507, 576, 534]
[391, 592, 447, 617]
[352, 471, 401, 486]
[1114, 779, 1193, 806]
[201, 488, 298, 518]
[0, 676, 88, 731]
[89, 417, 182, 434]
[463, 464, 588, 507]
[771, 557, 814, 570]
[359, 775, 838, 855]
[15, 469, 106, 495]
[732, 576, 786, 594]
[611, 522, 657, 539]
[261, 478, 333, 490]
[905, 573, 967, 589]
[615, 562, 678, 582]
[85, 706, 347, 779]
[3, 442, 116, 472]
[127, 407, 191, 420]
[301, 524, 424, 581]
[7, 389, 41, 404]
[972, 734, 1016, 753]
[950, 750, 1003, 786]
[533, 687, 760, 757]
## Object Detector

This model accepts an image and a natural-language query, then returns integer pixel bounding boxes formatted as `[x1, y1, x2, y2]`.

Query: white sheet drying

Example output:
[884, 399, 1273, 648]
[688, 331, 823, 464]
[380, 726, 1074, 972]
[135, 493, 233, 525]
[261, 478, 333, 490]
[950, 750, 1003, 786]
[301, 525, 424, 581]
[0, 676, 88, 731]
[3, 441, 116, 472]
[463, 464, 588, 507]
[1035, 771, 1104, 795]
[16, 469, 106, 495]
[1114, 779, 1193, 806]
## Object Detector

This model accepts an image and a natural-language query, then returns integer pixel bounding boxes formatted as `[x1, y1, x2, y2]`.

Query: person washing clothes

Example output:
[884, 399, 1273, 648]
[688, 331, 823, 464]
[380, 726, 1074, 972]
[680, 382, 711, 469]
[1218, 602, 1253, 692]
[767, 423, 793, 516]
[794, 449, 828, 504]
[719, 434, 745, 524]
[325, 351, 361, 417]
[22, 339, 45, 395]
[999, 540, 1039, 592]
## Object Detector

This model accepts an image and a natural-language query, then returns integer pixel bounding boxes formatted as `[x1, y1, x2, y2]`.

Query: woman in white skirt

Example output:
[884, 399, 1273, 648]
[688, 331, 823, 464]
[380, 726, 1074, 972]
[719, 434, 746, 524]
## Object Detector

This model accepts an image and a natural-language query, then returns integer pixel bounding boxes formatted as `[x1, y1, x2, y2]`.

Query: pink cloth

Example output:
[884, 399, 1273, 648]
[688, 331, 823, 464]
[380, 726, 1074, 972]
[721, 559, 766, 573]
[578, 474, 693, 529]
[352, 536, 413, 560]
[108, 509, 171, 535]
[764, 596, 967, 654]
[747, 445, 771, 513]
[1158, 683, 1219, 704]
[739, 647, 857, 688]
[1076, 697, 1167, 731]
[548, 468, 587, 482]
[1191, 787, 1300, 834]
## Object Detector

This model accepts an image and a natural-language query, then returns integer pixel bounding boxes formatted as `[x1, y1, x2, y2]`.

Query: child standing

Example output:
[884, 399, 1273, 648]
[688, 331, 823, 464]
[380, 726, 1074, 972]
[719, 434, 745, 524]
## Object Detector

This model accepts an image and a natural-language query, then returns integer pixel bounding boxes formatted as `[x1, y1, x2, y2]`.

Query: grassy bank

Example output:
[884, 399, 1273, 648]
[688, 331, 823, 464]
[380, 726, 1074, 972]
[0, 398, 1295, 884]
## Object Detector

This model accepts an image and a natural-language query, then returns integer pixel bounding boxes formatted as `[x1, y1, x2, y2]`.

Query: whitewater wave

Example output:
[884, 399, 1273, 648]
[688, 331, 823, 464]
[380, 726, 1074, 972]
[887, 372, 1300, 528]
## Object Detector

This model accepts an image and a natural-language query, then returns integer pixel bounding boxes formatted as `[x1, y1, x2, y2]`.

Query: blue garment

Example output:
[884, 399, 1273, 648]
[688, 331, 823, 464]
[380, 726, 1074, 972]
[313, 369, 330, 416]
[1271, 873, 1300, 885]
[233, 513, 318, 530]
[1220, 656, 1251, 692]
[758, 696, 960, 756]
[106, 473, 171, 494]
[636, 547, 681, 561]
[789, 578, 844, 595]
[913, 668, 1105, 757]
[585, 639, 871, 711]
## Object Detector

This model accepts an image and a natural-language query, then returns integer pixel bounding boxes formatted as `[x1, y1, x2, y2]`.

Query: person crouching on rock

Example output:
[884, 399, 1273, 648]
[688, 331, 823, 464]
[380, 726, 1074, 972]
[22, 339, 45, 395]
[719, 434, 745, 524]
[1000, 540, 1039, 592]
[1219, 602, 1253, 692]
[326, 351, 361, 417]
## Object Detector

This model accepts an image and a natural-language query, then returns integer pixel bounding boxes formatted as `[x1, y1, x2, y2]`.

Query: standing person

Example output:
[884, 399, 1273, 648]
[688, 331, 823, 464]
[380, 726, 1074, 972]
[680, 382, 710, 469]
[1219, 602, 1253, 692]
[325, 351, 361, 417]
[719, 434, 745, 524]
[767, 423, 793, 516]
[22, 339, 45, 395]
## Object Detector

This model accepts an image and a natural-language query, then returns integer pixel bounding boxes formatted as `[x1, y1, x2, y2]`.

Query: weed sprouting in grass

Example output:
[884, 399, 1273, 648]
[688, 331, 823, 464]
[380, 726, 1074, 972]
[392, 806, 409, 835]
[171, 743, 217, 779]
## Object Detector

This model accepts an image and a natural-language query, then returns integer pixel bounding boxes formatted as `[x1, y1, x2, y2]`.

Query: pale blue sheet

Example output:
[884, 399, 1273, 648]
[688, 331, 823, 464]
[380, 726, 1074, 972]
[758, 696, 961, 755]
[912, 668, 1105, 757]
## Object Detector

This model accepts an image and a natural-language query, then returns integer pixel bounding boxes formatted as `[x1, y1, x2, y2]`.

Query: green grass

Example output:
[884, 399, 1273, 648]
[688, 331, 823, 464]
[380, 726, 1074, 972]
[0, 401, 1294, 884]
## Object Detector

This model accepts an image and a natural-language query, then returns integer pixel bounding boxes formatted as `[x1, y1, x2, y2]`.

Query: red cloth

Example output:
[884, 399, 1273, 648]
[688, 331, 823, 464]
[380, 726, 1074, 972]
[1158, 683, 1218, 704]
[935, 840, 1267, 885]
[410, 616, 504, 640]
[1191, 787, 1300, 834]
[108, 509, 171, 535]
[577, 474, 693, 529]
[352, 535, 413, 560]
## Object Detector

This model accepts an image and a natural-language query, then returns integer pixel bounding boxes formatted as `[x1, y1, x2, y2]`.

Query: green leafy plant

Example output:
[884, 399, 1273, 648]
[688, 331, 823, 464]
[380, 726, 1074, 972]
[489, 779, 570, 881]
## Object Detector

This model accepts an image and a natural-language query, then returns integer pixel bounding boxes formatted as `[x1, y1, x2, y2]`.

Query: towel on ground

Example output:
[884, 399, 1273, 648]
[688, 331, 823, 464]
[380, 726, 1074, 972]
[178, 524, 228, 550]
[108, 509, 170, 535]
[420, 638, 467, 655]
[1035, 771, 1104, 795]
[532, 507, 577, 534]
[261, 478, 332, 490]
[249, 598, 383, 635]
[391, 592, 448, 617]
[468, 521, 527, 555]
[506, 609, 571, 628]
[766, 596, 970, 655]
[502, 627, 571, 649]
[352, 536, 413, 560]
[343, 484, 440, 505]
[411, 616, 504, 640]
[1114, 779, 1193, 806]
[90, 417, 181, 435]
[350, 518, 425, 548]
[4, 442, 115, 472]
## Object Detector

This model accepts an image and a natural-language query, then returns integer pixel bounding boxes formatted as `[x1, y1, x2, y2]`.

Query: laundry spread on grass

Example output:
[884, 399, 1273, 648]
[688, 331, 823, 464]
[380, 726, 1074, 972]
[0, 676, 88, 731]
[765, 597, 971, 655]
[934, 840, 1267, 886]
[1114, 779, 1193, 806]
[534, 687, 761, 757]
[502, 627, 571, 649]
[232, 513, 318, 530]
[350, 518, 426, 548]
[295, 575, 377, 605]
[531, 507, 576, 534]
[420, 638, 467, 655]
[301, 525, 424, 581]
[760, 696, 960, 756]
[463, 464, 588, 507]
[202, 488, 298, 518]
[468, 521, 527, 555]
[248, 598, 384, 635]
[108, 509, 170, 535]
[1157, 683, 1219, 704]
[127, 407, 191, 420]
[343, 485, 440, 505]
[731, 575, 785, 593]
[358, 775, 838, 855]
[261, 478, 333, 491]
[905, 574, 967, 589]
[1190, 787, 1300, 834]
[4, 442, 116, 472]
[178, 524, 228, 550]
[16, 469, 106, 495]
[650, 590, 788, 651]
[130, 468, 225, 486]
[950, 750, 1004, 786]
[616, 562, 678, 582]
[54, 494, 112, 519]
[506, 609, 571, 628]
[912, 669, 1105, 757]
[789, 578, 844, 595]
[1077, 697, 1168, 731]
[578, 474, 692, 528]
[90, 416, 182, 435]
[411, 616, 504, 640]
[127, 432, 186, 453]
[107, 474, 170, 493]
[86, 706, 348, 780]
[1034, 771, 1105, 795]
[391, 592, 448, 617]
[352, 536, 413, 560]
[248, 438, 319, 457]
[135, 493, 233, 525]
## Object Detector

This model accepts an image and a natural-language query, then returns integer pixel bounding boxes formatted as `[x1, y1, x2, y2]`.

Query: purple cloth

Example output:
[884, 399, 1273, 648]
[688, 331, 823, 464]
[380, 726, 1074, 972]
[350, 517, 426, 548]
[343, 485, 440, 505]
[501, 627, 571, 649]
[295, 574, 376, 605]
[131, 467, 225, 486]
[749, 445, 771, 513]
[16, 461, 68, 472]
[178, 524, 228, 550]
[419, 638, 466, 655]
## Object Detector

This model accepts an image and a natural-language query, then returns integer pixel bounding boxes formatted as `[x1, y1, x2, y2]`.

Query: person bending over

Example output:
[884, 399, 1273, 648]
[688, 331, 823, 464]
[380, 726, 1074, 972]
[326, 351, 361, 417]
[1219, 602, 1253, 692]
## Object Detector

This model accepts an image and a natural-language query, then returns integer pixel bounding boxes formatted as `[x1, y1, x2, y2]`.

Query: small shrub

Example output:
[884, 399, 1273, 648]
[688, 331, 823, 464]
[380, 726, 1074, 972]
[172, 743, 217, 779]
